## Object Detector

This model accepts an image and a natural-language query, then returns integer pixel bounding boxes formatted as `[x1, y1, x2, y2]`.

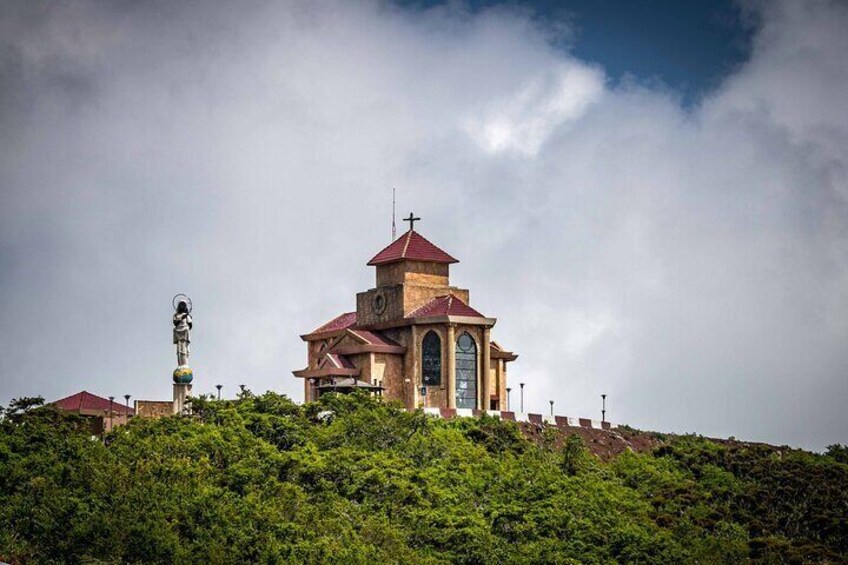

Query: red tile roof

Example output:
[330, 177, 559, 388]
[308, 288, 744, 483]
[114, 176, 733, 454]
[312, 311, 357, 334]
[367, 230, 458, 266]
[348, 329, 400, 347]
[52, 391, 132, 414]
[407, 294, 486, 319]
[324, 353, 356, 369]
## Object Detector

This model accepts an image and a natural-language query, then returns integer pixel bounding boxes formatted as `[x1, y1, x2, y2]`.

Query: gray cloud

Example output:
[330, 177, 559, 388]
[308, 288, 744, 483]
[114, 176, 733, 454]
[0, 0, 845, 450]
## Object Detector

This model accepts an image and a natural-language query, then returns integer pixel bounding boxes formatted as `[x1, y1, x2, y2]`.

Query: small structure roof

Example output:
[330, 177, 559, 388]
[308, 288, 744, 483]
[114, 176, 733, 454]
[367, 230, 458, 266]
[312, 311, 357, 334]
[407, 294, 486, 319]
[490, 341, 519, 362]
[52, 391, 132, 415]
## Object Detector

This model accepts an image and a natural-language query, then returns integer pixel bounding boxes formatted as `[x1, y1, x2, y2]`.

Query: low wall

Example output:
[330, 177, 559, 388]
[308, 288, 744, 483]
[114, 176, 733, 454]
[421, 408, 616, 431]
[134, 400, 173, 419]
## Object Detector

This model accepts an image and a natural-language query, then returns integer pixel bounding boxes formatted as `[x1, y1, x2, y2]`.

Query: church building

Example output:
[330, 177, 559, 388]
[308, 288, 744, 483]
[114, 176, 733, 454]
[294, 218, 517, 411]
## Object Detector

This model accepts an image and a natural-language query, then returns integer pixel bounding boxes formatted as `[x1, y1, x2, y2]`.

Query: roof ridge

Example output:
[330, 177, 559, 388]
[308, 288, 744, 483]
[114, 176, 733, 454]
[367, 230, 458, 266]
[401, 230, 413, 257]
[312, 311, 357, 334]
[407, 293, 485, 319]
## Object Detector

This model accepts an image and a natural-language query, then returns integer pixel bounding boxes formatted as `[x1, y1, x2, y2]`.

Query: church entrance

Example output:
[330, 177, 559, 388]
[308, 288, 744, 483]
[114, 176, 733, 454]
[455, 333, 477, 409]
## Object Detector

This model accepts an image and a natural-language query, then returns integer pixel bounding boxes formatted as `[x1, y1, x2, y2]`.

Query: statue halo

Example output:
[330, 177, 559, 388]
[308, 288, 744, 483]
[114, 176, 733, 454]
[172, 293, 193, 312]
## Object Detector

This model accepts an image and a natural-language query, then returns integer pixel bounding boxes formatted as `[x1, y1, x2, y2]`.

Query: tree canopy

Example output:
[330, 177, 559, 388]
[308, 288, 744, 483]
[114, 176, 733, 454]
[0, 392, 845, 564]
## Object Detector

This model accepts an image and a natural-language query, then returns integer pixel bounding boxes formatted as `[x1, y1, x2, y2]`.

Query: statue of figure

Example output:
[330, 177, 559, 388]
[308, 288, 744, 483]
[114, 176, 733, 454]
[173, 297, 193, 366]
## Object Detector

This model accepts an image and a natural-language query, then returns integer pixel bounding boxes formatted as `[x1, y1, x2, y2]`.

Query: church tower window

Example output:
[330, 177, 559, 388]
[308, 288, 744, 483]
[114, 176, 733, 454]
[455, 333, 477, 409]
[422, 331, 442, 386]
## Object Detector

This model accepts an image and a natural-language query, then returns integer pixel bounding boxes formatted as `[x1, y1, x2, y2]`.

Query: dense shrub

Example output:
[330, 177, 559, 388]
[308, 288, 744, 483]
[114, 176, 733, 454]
[0, 392, 845, 564]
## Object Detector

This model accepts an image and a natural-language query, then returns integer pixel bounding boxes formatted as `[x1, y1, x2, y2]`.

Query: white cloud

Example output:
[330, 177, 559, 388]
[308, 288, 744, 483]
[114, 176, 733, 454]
[0, 0, 845, 450]
[464, 63, 605, 155]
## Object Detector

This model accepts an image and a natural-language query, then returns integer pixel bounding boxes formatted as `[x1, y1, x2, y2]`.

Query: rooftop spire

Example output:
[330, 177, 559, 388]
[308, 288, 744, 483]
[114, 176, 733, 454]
[392, 188, 396, 241]
[403, 212, 420, 231]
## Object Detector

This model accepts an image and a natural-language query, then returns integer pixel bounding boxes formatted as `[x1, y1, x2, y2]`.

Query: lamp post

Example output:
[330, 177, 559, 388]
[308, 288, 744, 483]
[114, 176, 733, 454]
[124, 394, 131, 419]
[506, 387, 512, 412]
[216, 384, 222, 400]
[549, 399, 554, 417]
[519, 382, 525, 414]
[601, 394, 607, 423]
[108, 396, 114, 431]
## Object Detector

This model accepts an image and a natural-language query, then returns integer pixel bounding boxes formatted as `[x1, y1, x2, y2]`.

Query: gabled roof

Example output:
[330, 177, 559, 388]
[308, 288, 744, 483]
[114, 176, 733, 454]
[293, 351, 361, 379]
[312, 311, 357, 334]
[324, 353, 356, 370]
[348, 329, 400, 347]
[367, 230, 458, 266]
[52, 391, 132, 415]
[407, 294, 486, 319]
[490, 341, 519, 362]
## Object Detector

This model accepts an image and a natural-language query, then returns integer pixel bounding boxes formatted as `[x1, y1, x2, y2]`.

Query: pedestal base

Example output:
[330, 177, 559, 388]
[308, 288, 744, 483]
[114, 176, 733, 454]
[173, 383, 193, 415]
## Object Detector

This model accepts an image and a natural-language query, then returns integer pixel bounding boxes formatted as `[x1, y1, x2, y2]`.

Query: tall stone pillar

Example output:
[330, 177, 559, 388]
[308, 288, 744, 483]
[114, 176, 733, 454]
[481, 327, 491, 411]
[410, 325, 419, 410]
[173, 383, 192, 415]
[447, 324, 456, 409]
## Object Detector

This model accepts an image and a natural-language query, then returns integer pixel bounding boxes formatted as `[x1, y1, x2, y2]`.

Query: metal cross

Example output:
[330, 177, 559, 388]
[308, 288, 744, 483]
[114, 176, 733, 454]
[403, 212, 421, 231]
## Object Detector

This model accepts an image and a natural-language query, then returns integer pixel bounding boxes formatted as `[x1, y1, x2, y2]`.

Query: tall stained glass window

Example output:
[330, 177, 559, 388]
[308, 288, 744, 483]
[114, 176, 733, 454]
[455, 333, 477, 409]
[422, 331, 441, 386]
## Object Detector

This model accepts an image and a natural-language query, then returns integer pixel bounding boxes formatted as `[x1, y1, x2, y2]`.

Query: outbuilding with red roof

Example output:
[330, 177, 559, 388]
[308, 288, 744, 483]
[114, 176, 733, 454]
[51, 390, 133, 434]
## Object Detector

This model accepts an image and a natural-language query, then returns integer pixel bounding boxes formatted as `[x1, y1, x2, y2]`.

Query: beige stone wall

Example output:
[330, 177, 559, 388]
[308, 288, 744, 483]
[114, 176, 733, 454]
[304, 378, 314, 402]
[356, 285, 405, 325]
[488, 359, 507, 411]
[352, 352, 370, 376]
[375, 352, 405, 405]
[402, 285, 436, 319]
[357, 284, 469, 324]
[358, 259, 471, 325]
[381, 326, 416, 409]
[330, 333, 360, 352]
[134, 400, 173, 419]
[376, 261, 449, 288]
[501, 361, 509, 411]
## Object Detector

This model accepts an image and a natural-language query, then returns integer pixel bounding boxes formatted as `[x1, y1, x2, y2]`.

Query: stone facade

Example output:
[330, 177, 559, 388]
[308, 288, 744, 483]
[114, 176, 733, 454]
[294, 228, 517, 411]
[134, 400, 176, 419]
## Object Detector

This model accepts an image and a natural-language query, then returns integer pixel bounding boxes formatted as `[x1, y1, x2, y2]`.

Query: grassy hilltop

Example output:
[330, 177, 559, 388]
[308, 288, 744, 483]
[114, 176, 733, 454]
[1, 392, 846, 564]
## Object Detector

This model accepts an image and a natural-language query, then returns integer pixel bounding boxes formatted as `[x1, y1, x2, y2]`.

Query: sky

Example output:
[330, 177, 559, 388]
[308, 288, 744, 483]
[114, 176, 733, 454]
[0, 0, 846, 450]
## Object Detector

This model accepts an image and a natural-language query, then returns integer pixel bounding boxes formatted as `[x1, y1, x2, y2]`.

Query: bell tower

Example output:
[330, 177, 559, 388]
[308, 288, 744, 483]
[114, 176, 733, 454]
[356, 216, 469, 326]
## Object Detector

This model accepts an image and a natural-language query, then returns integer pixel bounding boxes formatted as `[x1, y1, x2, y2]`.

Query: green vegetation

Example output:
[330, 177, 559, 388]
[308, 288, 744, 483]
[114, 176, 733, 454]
[1, 392, 846, 564]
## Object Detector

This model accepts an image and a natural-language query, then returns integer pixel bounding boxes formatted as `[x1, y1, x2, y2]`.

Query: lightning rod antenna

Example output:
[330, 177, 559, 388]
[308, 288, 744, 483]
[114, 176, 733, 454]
[392, 188, 397, 241]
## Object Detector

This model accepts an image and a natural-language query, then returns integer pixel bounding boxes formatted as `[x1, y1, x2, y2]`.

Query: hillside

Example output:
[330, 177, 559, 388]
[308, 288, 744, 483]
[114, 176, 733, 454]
[1, 392, 846, 564]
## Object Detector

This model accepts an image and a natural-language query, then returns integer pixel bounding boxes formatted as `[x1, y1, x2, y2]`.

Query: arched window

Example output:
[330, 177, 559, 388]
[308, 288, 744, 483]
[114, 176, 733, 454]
[422, 331, 442, 386]
[455, 333, 477, 409]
